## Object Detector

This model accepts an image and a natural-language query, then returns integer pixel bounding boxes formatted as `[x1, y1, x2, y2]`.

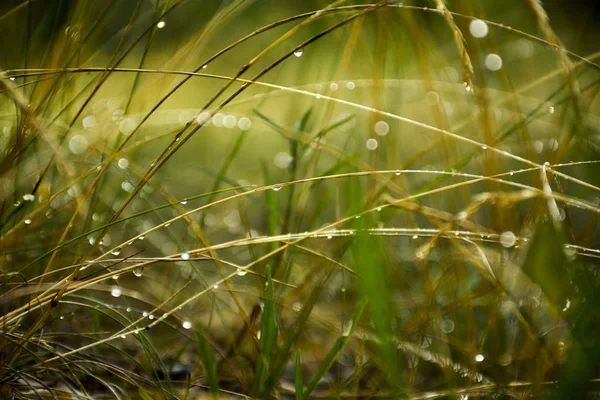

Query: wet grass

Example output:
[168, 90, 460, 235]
[1, 0, 599, 398]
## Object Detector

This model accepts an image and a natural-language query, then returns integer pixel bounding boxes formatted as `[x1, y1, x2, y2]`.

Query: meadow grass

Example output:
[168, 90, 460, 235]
[0, 0, 599, 398]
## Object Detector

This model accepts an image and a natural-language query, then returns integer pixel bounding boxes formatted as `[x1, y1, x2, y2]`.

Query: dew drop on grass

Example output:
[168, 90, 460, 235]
[549, 106, 555, 114]
[440, 319, 455, 333]
[293, 48, 303, 57]
[182, 320, 192, 329]
[395, 170, 401, 176]
[237, 270, 247, 276]
[112, 109, 124, 121]
[213, 284, 218, 289]
[481, 145, 487, 150]
[469, 19, 489, 38]
[509, 170, 514, 176]
[24, 218, 32, 225]
[212, 113, 224, 127]
[223, 114, 237, 128]
[82, 115, 96, 129]
[69, 135, 88, 154]
[181, 252, 190, 260]
[121, 181, 134, 192]
[499, 231, 516, 248]
[272, 186, 282, 192]
[374, 120, 389, 136]
[119, 118, 136, 135]
[425, 91, 439, 105]
[118, 158, 129, 169]
[157, 21, 166, 29]
[126, 307, 131, 312]
[274, 152, 293, 169]
[196, 111, 211, 125]
[475, 354, 485, 362]
[133, 266, 144, 277]
[346, 81, 355, 90]
[143, 311, 148, 317]
[111, 288, 121, 298]
[111, 248, 121, 256]
[484, 53, 503, 71]
[180, 200, 187, 205]
[238, 117, 252, 130]
[366, 138, 378, 150]
[412, 235, 418, 239]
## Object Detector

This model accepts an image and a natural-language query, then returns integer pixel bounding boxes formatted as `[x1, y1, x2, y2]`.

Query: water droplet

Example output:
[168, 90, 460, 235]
[69, 135, 88, 155]
[111, 248, 121, 256]
[238, 117, 252, 131]
[139, 236, 145, 240]
[182, 320, 192, 329]
[440, 319, 455, 333]
[223, 114, 237, 129]
[126, 307, 131, 312]
[118, 158, 129, 169]
[121, 335, 127, 339]
[465, 85, 472, 92]
[272, 186, 282, 192]
[509, 170, 514, 176]
[469, 19, 489, 38]
[181, 252, 190, 260]
[395, 170, 401, 176]
[143, 311, 148, 317]
[294, 48, 303, 57]
[549, 106, 555, 114]
[562, 298, 571, 312]
[534, 140, 543, 153]
[425, 91, 439, 105]
[481, 145, 487, 150]
[148, 314, 154, 320]
[157, 21, 166, 29]
[374, 120, 389, 136]
[412, 235, 419, 239]
[213, 284, 218, 289]
[111, 288, 121, 298]
[366, 138, 378, 150]
[82, 115, 96, 129]
[315, 94, 321, 99]
[475, 354, 485, 362]
[24, 218, 32, 225]
[22, 194, 34, 202]
[346, 81, 355, 90]
[9, 77, 15, 81]
[274, 152, 293, 169]
[499, 231, 516, 248]
[180, 200, 187, 205]
[329, 82, 338, 91]
[133, 266, 144, 277]
[119, 118, 136, 135]
[237, 270, 247, 276]
[484, 53, 503, 71]
[121, 181, 134, 192]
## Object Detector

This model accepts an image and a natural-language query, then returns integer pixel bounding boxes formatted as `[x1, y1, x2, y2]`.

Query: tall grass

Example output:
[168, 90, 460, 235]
[1, 0, 599, 398]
